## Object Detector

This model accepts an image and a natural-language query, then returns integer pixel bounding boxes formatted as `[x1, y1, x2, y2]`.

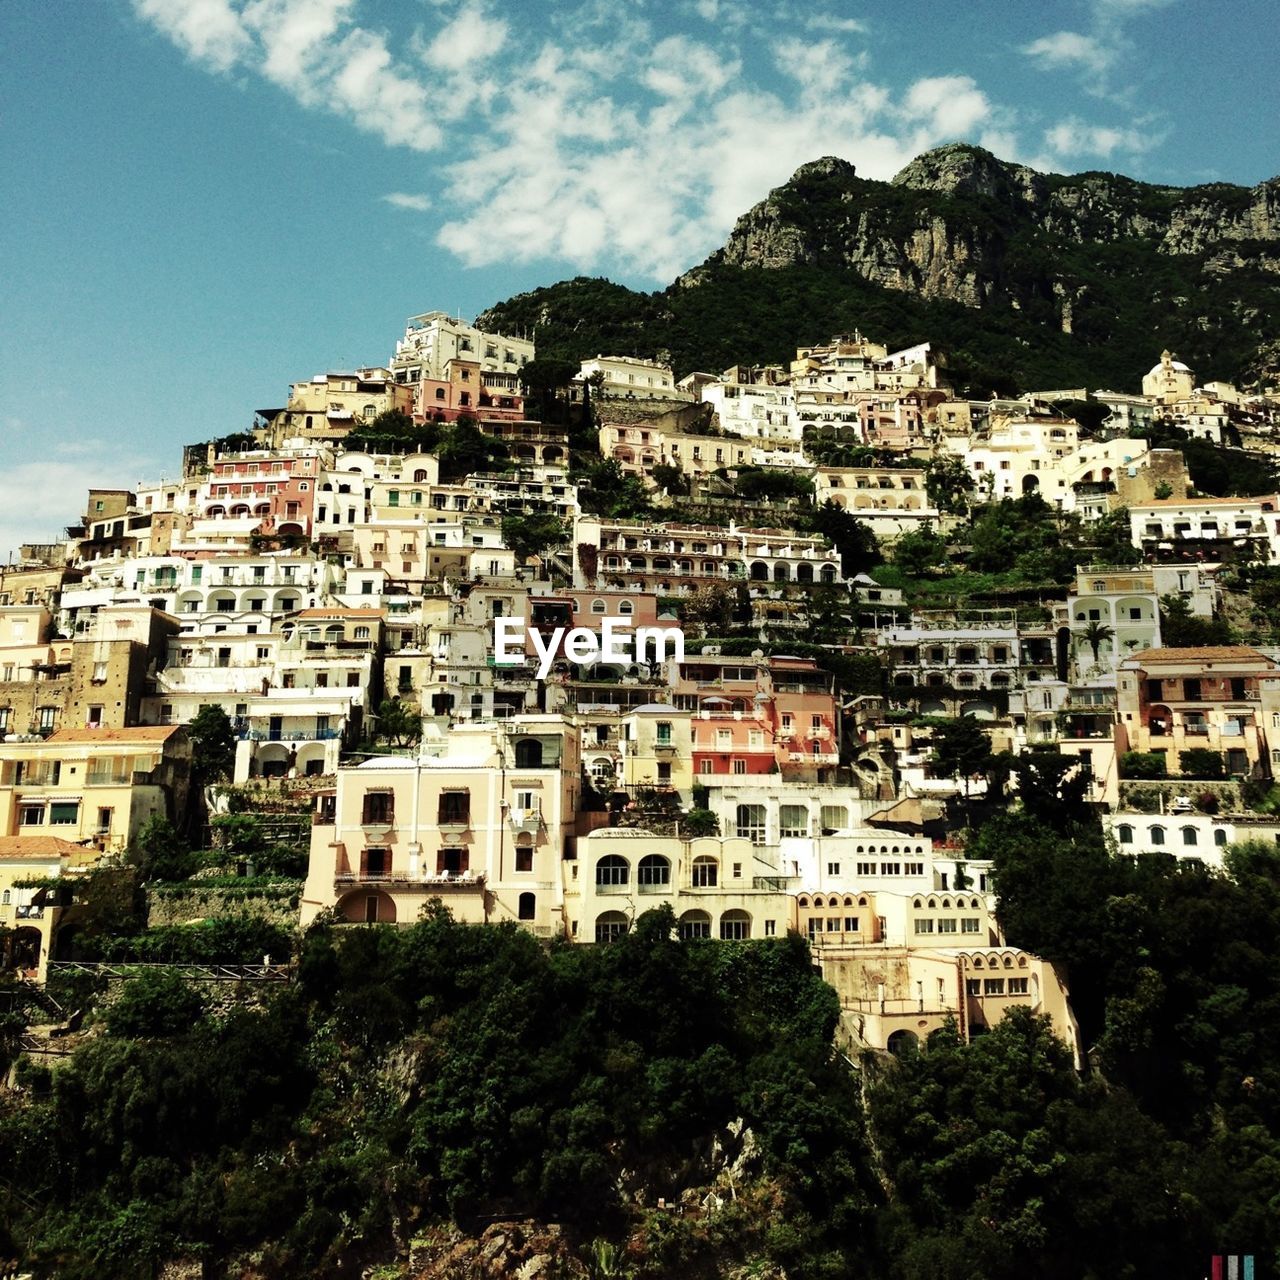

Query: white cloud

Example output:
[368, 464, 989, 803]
[133, 0, 252, 71]
[1023, 30, 1111, 72]
[381, 192, 433, 211]
[1042, 117, 1160, 159]
[132, 1, 1175, 282]
[0, 451, 148, 564]
[422, 1, 508, 69]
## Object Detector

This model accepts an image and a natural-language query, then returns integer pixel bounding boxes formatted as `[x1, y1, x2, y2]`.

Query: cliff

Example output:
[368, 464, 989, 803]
[478, 144, 1280, 394]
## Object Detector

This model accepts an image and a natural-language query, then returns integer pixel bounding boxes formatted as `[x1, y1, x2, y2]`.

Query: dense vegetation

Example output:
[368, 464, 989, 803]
[476, 149, 1280, 395]
[3, 816, 1279, 1279]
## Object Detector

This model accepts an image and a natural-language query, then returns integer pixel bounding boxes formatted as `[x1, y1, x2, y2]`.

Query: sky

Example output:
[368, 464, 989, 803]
[3, 0, 1278, 558]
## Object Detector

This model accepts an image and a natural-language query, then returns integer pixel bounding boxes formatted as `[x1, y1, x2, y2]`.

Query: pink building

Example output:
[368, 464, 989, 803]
[415, 358, 524, 423]
[676, 654, 839, 778]
[203, 455, 320, 538]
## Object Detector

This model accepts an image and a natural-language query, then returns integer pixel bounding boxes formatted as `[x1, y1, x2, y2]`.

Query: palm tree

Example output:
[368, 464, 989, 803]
[1078, 619, 1115, 664]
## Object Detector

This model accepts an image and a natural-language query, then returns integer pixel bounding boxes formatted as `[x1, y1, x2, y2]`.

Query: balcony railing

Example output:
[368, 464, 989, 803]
[239, 728, 342, 742]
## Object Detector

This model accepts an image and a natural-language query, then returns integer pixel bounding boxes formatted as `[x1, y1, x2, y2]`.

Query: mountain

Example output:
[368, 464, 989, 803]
[476, 143, 1280, 395]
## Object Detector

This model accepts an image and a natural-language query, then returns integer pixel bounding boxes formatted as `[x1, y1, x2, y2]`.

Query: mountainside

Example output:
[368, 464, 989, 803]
[477, 144, 1280, 395]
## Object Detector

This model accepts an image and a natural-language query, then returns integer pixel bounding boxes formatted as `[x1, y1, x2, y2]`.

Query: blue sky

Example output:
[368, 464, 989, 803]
[3, 0, 1278, 556]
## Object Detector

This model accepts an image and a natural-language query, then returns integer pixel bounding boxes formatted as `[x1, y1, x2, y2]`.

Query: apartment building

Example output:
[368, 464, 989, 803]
[1117, 646, 1276, 777]
[301, 716, 580, 935]
[0, 726, 191, 855]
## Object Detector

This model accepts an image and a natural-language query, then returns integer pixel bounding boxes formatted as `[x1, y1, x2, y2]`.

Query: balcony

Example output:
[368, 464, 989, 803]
[239, 728, 342, 742]
[335, 870, 486, 890]
[508, 807, 543, 832]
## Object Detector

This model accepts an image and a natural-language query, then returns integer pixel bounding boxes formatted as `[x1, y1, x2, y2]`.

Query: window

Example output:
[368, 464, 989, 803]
[856, 861, 875, 876]
[518, 892, 536, 921]
[731, 758, 746, 775]
[656, 721, 672, 745]
[595, 912, 628, 943]
[820, 804, 846, 832]
[983, 978, 1005, 995]
[1008, 977, 1029, 995]
[913, 918, 935, 934]
[1181, 826, 1199, 847]
[844, 917, 859, 932]
[691, 855, 718, 887]
[1150, 825, 1166, 846]
[49, 802, 79, 826]
[779, 805, 807, 838]
[637, 854, 671, 887]
[966, 978, 981, 996]
[438, 791, 471, 826]
[595, 855, 629, 886]
[879, 862, 900, 876]
[680, 911, 710, 940]
[361, 791, 393, 825]
[961, 918, 981, 934]
[719, 910, 751, 940]
[938, 918, 957, 933]
[19, 805, 43, 826]
[826, 862, 841, 876]
[903, 861, 924, 876]
[735, 804, 766, 844]
[1117, 824, 1134, 844]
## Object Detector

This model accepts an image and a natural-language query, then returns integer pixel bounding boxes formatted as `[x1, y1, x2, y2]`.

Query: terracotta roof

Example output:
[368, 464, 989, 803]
[1126, 646, 1274, 665]
[0, 836, 82, 860]
[295, 608, 385, 619]
[45, 725, 182, 744]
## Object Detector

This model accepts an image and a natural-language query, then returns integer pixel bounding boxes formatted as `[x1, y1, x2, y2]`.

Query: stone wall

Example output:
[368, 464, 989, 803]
[145, 883, 302, 929]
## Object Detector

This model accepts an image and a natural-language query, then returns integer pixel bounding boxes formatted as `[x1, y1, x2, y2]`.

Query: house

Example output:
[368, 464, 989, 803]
[0, 725, 192, 855]
[1117, 646, 1276, 777]
[301, 716, 581, 935]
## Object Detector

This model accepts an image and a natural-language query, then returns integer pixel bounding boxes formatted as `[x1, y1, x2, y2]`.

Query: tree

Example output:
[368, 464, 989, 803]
[188, 704, 236, 780]
[436, 420, 509, 481]
[1077, 619, 1115, 665]
[925, 454, 976, 515]
[106, 969, 206, 1038]
[1159, 593, 1233, 646]
[374, 699, 421, 747]
[128, 815, 196, 882]
[799, 500, 880, 576]
[648, 462, 687, 495]
[892, 524, 948, 577]
[931, 717, 993, 795]
[501, 513, 569, 565]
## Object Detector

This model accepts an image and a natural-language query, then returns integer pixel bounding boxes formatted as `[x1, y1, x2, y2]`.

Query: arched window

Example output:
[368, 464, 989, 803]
[1117, 824, 1134, 844]
[414, 469, 430, 482]
[691, 855, 718, 887]
[514, 738, 543, 768]
[797, 896, 810, 908]
[637, 854, 671, 887]
[595, 910, 628, 943]
[1214, 829, 1228, 846]
[595, 854, 629, 886]
[518, 892, 535, 920]
[1150, 825, 1166, 846]
[680, 909, 711, 940]
[591, 599, 607, 614]
[618, 600, 634, 615]
[813, 896, 825, 908]
[1181, 826, 1198, 847]
[720, 909, 751, 940]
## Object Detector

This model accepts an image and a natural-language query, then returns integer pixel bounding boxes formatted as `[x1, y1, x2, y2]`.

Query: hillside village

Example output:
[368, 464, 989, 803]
[5, 306, 1280, 1075]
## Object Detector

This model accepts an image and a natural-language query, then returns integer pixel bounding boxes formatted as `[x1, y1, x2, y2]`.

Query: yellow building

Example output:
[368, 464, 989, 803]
[819, 945, 1080, 1064]
[567, 830, 791, 943]
[1117, 646, 1274, 777]
[302, 717, 581, 935]
[1141, 350, 1195, 405]
[0, 726, 192, 855]
[619, 705, 693, 797]
[0, 835, 91, 981]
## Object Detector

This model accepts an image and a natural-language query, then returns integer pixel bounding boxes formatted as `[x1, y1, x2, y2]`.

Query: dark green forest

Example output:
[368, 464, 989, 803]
[476, 150, 1280, 395]
[2, 807, 1279, 1279]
